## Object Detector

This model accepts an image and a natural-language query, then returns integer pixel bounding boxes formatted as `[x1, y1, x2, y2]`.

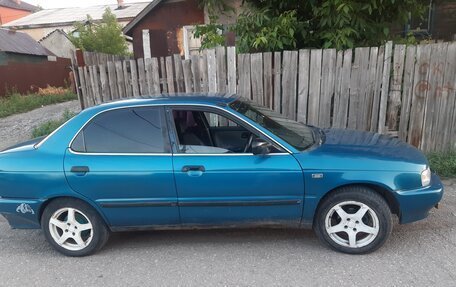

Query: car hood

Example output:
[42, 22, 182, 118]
[294, 128, 427, 172]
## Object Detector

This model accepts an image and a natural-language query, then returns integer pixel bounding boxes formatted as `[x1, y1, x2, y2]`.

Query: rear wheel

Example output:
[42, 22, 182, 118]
[41, 198, 109, 257]
[314, 187, 393, 254]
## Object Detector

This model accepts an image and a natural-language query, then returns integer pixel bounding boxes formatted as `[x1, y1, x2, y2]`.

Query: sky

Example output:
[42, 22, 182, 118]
[24, 0, 152, 9]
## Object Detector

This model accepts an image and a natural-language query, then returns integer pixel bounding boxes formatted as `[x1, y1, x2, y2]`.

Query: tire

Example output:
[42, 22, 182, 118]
[41, 198, 110, 257]
[314, 186, 393, 254]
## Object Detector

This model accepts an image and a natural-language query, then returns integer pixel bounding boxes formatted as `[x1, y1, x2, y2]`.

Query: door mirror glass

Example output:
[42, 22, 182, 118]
[252, 138, 272, 155]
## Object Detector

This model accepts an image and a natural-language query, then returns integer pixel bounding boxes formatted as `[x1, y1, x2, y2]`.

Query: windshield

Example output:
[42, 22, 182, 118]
[230, 99, 315, 151]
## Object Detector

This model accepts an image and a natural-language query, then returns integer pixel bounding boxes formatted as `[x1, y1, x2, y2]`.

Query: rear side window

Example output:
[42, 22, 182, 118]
[71, 107, 167, 153]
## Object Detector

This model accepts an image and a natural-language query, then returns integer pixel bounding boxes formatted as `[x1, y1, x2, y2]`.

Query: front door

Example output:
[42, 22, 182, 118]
[167, 106, 304, 226]
[64, 106, 179, 228]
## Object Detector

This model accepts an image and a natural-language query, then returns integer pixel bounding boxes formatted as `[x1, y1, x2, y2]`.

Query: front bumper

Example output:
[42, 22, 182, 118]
[0, 198, 43, 229]
[396, 173, 444, 224]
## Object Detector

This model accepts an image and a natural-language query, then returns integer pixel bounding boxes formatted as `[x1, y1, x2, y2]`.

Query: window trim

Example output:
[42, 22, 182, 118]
[67, 104, 293, 155]
[69, 106, 171, 155]
[165, 105, 286, 155]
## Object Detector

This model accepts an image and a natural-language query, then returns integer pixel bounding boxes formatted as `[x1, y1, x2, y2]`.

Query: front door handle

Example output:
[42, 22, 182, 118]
[182, 165, 205, 172]
[71, 166, 90, 174]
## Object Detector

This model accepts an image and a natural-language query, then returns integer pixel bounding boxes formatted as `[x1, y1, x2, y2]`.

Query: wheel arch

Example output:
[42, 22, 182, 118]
[38, 196, 111, 229]
[314, 183, 400, 221]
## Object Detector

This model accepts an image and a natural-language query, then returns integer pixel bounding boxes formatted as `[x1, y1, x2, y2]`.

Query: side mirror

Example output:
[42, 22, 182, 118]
[252, 138, 272, 155]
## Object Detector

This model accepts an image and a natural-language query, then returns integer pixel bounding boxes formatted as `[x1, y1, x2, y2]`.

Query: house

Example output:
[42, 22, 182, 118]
[0, 28, 52, 65]
[1, 1, 150, 41]
[123, 0, 206, 59]
[38, 29, 75, 59]
[0, 0, 38, 25]
[0, 28, 72, 97]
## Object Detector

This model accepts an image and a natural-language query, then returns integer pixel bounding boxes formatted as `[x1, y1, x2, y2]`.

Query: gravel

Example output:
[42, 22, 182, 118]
[0, 100, 81, 150]
[0, 180, 454, 286]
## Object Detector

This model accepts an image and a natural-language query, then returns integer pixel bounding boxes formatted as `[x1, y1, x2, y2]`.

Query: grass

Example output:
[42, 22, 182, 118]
[427, 150, 456, 178]
[0, 92, 77, 119]
[32, 110, 77, 138]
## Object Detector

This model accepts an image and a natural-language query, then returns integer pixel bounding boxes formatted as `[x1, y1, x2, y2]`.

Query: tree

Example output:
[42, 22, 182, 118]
[70, 8, 129, 56]
[197, 0, 427, 52]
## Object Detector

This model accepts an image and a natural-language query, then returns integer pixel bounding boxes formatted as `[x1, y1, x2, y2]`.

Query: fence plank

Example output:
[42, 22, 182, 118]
[422, 43, 448, 151]
[364, 47, 378, 130]
[216, 47, 227, 93]
[307, 49, 322, 125]
[398, 46, 417, 141]
[250, 53, 264, 105]
[440, 42, 456, 150]
[90, 65, 101, 105]
[357, 47, 370, 130]
[77, 67, 88, 108]
[182, 59, 193, 93]
[282, 50, 298, 120]
[408, 44, 432, 147]
[200, 53, 208, 93]
[332, 50, 343, 127]
[207, 49, 217, 93]
[273, 52, 281, 112]
[386, 44, 406, 130]
[150, 58, 160, 94]
[335, 49, 352, 128]
[263, 52, 273, 109]
[160, 57, 168, 93]
[378, 41, 393, 133]
[136, 58, 147, 96]
[370, 46, 385, 132]
[129, 60, 139, 97]
[165, 56, 175, 93]
[99, 64, 110, 102]
[107, 61, 118, 100]
[174, 54, 185, 92]
[191, 54, 201, 92]
[348, 48, 362, 129]
[145, 58, 153, 95]
[115, 61, 125, 98]
[319, 49, 336, 128]
[238, 53, 251, 99]
[297, 49, 310, 124]
[226, 47, 237, 94]
[123, 61, 133, 99]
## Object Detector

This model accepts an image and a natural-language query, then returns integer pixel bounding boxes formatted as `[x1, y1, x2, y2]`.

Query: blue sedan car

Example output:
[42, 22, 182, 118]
[0, 94, 443, 256]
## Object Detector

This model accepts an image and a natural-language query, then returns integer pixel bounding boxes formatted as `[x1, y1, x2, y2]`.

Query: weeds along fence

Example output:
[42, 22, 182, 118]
[74, 42, 456, 152]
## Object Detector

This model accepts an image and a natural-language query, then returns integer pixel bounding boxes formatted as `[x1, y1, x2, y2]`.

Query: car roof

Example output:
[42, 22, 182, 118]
[89, 93, 240, 112]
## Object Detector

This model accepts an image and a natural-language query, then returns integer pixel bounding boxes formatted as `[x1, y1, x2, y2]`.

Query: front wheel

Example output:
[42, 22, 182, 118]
[41, 198, 109, 257]
[314, 187, 393, 254]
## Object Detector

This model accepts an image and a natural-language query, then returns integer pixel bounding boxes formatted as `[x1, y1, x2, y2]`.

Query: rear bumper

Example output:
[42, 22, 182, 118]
[0, 198, 43, 229]
[396, 173, 444, 224]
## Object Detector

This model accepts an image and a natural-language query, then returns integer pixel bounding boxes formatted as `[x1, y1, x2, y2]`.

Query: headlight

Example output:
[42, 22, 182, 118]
[421, 167, 431, 187]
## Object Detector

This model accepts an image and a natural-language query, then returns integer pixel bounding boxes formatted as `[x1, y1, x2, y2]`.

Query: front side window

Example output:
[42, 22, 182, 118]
[171, 108, 281, 154]
[230, 99, 315, 151]
[71, 107, 167, 153]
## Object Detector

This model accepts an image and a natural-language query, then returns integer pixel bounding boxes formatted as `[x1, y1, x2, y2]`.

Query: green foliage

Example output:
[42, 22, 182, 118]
[70, 8, 129, 55]
[234, 8, 306, 53]
[427, 150, 456, 178]
[32, 110, 77, 138]
[194, 23, 226, 50]
[198, 0, 426, 52]
[0, 92, 77, 119]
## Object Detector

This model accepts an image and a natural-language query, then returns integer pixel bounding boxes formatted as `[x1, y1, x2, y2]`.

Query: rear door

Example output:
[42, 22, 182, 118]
[64, 106, 179, 228]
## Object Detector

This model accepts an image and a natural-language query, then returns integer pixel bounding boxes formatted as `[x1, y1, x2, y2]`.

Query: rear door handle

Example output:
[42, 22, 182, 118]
[182, 165, 205, 172]
[71, 166, 90, 174]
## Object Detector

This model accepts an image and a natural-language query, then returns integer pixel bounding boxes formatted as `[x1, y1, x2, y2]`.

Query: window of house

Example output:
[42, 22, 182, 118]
[71, 107, 166, 153]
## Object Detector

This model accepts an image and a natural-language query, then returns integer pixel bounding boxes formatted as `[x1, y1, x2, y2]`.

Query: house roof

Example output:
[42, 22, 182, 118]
[38, 29, 71, 43]
[2, 2, 150, 29]
[0, 0, 39, 12]
[0, 28, 53, 56]
[123, 0, 163, 35]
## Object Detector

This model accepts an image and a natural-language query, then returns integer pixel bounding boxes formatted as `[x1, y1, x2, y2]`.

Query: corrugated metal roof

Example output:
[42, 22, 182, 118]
[0, 0, 39, 12]
[0, 28, 53, 56]
[3, 2, 150, 28]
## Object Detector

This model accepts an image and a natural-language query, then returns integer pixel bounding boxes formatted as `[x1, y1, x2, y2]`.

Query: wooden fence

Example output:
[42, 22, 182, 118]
[74, 42, 456, 152]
